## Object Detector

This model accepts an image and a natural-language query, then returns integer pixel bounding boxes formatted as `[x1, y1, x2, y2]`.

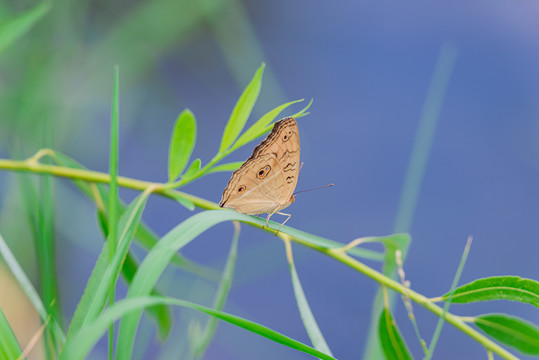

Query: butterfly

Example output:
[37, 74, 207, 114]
[219, 117, 300, 233]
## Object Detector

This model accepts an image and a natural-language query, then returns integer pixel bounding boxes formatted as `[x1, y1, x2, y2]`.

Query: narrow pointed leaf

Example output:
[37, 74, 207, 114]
[97, 209, 172, 340]
[288, 253, 333, 356]
[291, 98, 313, 119]
[66, 192, 150, 338]
[62, 296, 336, 360]
[379, 307, 412, 360]
[443, 276, 539, 308]
[208, 162, 244, 174]
[0, 1, 51, 54]
[0, 307, 22, 359]
[166, 191, 196, 211]
[182, 158, 202, 179]
[232, 99, 303, 150]
[219, 64, 265, 152]
[474, 314, 539, 355]
[168, 109, 197, 182]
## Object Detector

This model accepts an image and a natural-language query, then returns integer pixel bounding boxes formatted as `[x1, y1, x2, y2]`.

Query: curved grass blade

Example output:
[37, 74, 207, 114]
[441, 276, 539, 308]
[232, 99, 303, 151]
[168, 109, 197, 182]
[207, 161, 244, 174]
[108, 66, 121, 359]
[219, 64, 265, 153]
[0, 307, 22, 359]
[66, 191, 151, 339]
[284, 239, 333, 356]
[474, 314, 539, 355]
[116, 210, 369, 358]
[379, 307, 412, 360]
[97, 210, 172, 340]
[0, 1, 51, 54]
[62, 296, 336, 360]
[0, 232, 66, 344]
[190, 221, 240, 357]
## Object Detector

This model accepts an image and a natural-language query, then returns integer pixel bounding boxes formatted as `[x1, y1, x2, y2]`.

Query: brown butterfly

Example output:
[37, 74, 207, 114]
[219, 117, 300, 233]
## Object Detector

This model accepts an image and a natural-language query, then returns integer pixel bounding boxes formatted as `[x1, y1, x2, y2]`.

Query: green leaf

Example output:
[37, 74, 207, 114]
[182, 158, 202, 179]
[442, 276, 539, 308]
[165, 191, 196, 211]
[0, 1, 51, 54]
[208, 161, 244, 174]
[219, 64, 265, 152]
[62, 296, 336, 360]
[232, 99, 303, 151]
[0, 306, 22, 359]
[190, 221, 240, 357]
[287, 247, 333, 356]
[66, 191, 150, 339]
[168, 109, 197, 182]
[474, 314, 539, 355]
[96, 209, 172, 340]
[291, 98, 313, 119]
[379, 307, 412, 360]
[109, 65, 120, 254]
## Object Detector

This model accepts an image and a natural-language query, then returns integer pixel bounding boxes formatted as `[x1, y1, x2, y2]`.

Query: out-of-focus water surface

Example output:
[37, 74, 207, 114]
[0, 1, 538, 359]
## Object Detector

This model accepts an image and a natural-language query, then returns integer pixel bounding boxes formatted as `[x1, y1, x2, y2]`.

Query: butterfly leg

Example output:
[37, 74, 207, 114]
[265, 211, 276, 228]
[274, 212, 291, 236]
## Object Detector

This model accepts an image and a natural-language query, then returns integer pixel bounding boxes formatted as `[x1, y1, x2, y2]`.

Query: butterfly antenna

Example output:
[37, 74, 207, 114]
[294, 183, 334, 196]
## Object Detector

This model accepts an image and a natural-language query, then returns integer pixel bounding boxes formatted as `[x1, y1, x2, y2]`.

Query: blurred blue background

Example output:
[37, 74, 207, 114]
[1, 1, 538, 359]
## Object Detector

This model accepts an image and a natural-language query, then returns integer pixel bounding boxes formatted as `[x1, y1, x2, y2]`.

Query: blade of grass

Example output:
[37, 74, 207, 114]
[0, 306, 22, 360]
[0, 1, 51, 54]
[363, 43, 458, 360]
[219, 64, 265, 153]
[96, 209, 173, 340]
[66, 190, 152, 339]
[63, 296, 336, 360]
[107, 65, 120, 360]
[38, 154, 61, 358]
[190, 221, 240, 357]
[426, 236, 472, 359]
[0, 232, 66, 344]
[283, 237, 333, 356]
[168, 109, 197, 182]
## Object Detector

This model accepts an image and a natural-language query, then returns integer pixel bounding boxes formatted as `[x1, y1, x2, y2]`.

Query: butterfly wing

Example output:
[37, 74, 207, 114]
[220, 154, 287, 215]
[220, 117, 301, 215]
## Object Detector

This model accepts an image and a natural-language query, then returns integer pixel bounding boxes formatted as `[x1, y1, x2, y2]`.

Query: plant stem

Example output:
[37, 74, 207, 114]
[0, 156, 519, 360]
